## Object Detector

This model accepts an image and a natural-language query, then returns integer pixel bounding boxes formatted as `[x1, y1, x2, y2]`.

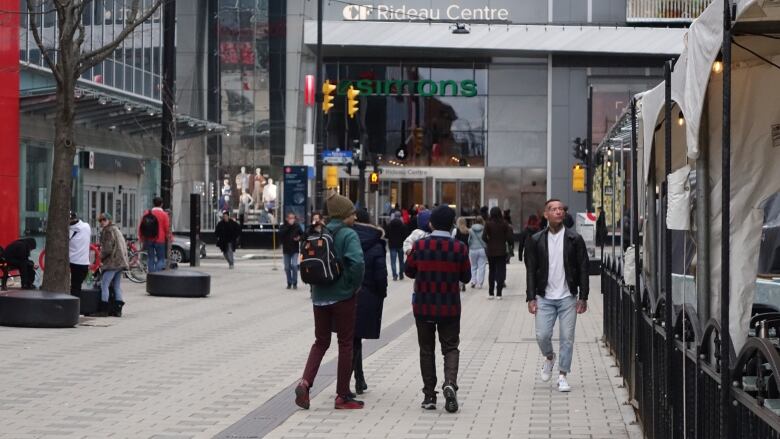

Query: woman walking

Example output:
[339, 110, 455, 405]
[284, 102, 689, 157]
[452, 217, 471, 291]
[517, 214, 541, 262]
[482, 207, 514, 299]
[352, 209, 388, 394]
[468, 216, 487, 289]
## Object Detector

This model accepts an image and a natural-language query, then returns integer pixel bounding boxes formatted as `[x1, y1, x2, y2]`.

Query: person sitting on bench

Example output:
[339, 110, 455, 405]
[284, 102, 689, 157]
[3, 238, 37, 289]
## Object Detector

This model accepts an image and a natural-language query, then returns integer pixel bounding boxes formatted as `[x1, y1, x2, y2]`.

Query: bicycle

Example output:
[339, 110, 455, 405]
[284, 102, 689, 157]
[38, 239, 148, 285]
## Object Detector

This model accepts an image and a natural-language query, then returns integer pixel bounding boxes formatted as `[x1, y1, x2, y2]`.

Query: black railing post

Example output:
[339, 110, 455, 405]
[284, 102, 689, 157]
[631, 97, 642, 404]
[720, 1, 733, 438]
[664, 59, 675, 439]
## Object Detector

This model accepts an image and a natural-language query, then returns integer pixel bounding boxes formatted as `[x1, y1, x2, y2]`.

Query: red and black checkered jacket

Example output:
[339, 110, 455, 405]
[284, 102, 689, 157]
[404, 232, 471, 322]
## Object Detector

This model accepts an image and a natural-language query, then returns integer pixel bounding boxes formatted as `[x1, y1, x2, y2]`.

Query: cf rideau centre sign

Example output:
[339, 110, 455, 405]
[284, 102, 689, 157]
[342, 4, 510, 21]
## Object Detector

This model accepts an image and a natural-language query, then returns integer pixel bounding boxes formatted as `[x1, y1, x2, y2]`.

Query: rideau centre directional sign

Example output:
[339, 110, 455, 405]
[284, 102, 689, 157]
[322, 150, 354, 165]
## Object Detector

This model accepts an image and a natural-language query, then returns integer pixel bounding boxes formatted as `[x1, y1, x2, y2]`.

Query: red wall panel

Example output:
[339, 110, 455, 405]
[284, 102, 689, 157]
[0, 0, 20, 246]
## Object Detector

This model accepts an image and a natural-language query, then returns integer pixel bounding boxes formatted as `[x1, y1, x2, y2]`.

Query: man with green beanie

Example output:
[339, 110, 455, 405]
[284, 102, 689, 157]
[295, 192, 366, 410]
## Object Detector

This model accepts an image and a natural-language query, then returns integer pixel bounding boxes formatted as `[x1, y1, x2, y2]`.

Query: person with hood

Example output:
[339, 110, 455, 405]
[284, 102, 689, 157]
[98, 213, 129, 317]
[295, 192, 365, 410]
[384, 211, 408, 281]
[352, 208, 388, 394]
[215, 210, 241, 269]
[518, 215, 542, 262]
[279, 212, 304, 289]
[403, 209, 432, 255]
[482, 206, 514, 299]
[468, 216, 487, 289]
[2, 238, 37, 289]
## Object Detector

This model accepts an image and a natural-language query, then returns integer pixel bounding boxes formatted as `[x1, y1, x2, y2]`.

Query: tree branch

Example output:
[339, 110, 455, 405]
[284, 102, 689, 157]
[78, 0, 165, 73]
[27, 0, 63, 85]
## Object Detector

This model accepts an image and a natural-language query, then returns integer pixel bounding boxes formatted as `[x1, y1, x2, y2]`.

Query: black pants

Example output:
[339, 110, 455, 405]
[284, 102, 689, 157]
[70, 263, 89, 294]
[6, 258, 35, 288]
[416, 319, 460, 397]
[488, 256, 507, 296]
[353, 338, 364, 382]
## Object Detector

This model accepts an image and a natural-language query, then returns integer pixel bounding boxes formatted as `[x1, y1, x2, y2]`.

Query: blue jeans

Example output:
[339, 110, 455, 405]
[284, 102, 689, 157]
[389, 247, 404, 279]
[535, 294, 578, 373]
[283, 252, 299, 286]
[145, 242, 166, 272]
[101, 269, 124, 302]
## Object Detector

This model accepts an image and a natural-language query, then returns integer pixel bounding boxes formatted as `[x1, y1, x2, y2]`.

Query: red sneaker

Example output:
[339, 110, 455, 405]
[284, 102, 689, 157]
[334, 394, 365, 409]
[294, 380, 310, 409]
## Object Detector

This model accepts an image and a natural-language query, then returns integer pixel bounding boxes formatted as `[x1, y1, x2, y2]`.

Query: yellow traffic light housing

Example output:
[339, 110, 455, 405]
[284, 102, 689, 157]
[322, 81, 336, 114]
[572, 163, 585, 192]
[325, 165, 339, 189]
[347, 86, 360, 119]
[369, 171, 379, 192]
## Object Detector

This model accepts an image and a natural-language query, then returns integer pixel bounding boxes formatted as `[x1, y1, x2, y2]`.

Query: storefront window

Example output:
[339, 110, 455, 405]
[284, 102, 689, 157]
[21, 143, 52, 237]
[324, 61, 488, 168]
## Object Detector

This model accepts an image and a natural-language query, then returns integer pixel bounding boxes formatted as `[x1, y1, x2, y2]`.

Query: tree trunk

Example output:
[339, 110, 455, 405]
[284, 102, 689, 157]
[41, 76, 77, 293]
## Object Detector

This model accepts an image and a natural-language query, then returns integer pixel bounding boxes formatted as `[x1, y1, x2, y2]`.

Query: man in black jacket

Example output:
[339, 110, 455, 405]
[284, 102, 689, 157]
[3, 238, 37, 289]
[524, 199, 589, 393]
[215, 211, 241, 269]
[279, 212, 303, 289]
[384, 212, 408, 281]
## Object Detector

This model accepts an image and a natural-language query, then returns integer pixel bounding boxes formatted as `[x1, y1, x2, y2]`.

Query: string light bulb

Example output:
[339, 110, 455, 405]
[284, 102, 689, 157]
[712, 52, 724, 74]
[677, 111, 685, 126]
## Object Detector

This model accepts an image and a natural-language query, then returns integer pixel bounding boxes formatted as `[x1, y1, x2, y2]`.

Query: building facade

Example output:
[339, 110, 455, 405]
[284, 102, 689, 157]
[286, 0, 690, 225]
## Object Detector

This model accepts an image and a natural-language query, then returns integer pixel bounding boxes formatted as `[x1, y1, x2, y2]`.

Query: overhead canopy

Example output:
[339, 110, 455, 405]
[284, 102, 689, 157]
[304, 21, 687, 56]
[20, 85, 225, 139]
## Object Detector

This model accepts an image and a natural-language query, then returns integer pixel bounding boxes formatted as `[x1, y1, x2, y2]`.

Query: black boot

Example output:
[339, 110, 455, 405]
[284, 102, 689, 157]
[110, 300, 124, 317]
[353, 339, 367, 394]
[94, 301, 110, 317]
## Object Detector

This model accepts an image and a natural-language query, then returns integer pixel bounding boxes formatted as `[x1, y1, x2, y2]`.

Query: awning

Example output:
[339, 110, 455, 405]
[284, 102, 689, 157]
[304, 20, 688, 56]
[19, 85, 225, 139]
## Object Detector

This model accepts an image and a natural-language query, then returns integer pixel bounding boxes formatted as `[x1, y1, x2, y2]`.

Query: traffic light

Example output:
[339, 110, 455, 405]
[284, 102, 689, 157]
[325, 165, 339, 189]
[572, 137, 588, 161]
[413, 127, 423, 154]
[572, 163, 586, 192]
[369, 171, 379, 193]
[347, 86, 360, 118]
[322, 80, 336, 114]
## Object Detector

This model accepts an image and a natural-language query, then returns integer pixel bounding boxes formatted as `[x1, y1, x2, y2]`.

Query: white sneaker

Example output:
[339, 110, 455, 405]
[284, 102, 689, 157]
[496, 296, 503, 301]
[540, 354, 556, 382]
[488, 296, 495, 300]
[557, 375, 571, 392]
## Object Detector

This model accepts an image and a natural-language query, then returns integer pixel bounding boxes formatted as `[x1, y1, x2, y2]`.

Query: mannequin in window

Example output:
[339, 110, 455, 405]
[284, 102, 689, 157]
[235, 166, 249, 192]
[263, 178, 278, 219]
[238, 189, 253, 227]
[252, 167, 266, 207]
[219, 178, 232, 211]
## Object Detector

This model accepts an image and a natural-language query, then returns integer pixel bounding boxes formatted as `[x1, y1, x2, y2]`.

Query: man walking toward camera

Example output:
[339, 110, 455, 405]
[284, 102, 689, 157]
[524, 199, 589, 392]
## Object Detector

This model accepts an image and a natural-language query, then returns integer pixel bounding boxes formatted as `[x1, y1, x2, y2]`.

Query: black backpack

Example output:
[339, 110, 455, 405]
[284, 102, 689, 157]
[140, 211, 159, 239]
[299, 228, 343, 285]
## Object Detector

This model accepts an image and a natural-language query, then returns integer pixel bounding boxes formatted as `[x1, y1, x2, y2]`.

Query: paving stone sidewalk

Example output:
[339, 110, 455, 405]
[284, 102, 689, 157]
[264, 263, 642, 439]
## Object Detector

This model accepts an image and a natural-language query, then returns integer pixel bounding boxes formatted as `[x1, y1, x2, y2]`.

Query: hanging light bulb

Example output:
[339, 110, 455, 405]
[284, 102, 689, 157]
[712, 52, 724, 74]
[677, 111, 685, 126]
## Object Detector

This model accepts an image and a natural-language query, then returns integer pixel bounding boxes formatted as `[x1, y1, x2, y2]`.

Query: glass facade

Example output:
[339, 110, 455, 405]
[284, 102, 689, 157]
[19, 0, 163, 100]
[207, 0, 271, 217]
[323, 61, 488, 168]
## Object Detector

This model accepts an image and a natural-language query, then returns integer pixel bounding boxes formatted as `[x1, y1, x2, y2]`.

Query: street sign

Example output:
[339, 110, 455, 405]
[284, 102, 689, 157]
[283, 166, 308, 221]
[395, 146, 407, 161]
[322, 149, 353, 165]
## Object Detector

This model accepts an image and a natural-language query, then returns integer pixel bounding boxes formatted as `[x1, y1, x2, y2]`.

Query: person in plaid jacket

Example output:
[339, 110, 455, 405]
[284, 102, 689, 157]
[405, 205, 471, 413]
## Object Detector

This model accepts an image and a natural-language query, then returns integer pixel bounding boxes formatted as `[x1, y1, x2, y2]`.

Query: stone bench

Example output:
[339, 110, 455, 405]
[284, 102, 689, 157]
[72, 287, 101, 315]
[0, 290, 80, 328]
[146, 270, 210, 298]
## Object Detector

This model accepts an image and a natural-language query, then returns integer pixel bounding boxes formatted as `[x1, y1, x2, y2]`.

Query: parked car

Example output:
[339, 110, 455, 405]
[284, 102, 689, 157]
[170, 236, 207, 264]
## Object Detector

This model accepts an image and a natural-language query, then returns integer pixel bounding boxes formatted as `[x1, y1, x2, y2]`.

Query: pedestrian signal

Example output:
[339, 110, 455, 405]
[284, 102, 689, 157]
[572, 163, 585, 192]
[369, 171, 379, 192]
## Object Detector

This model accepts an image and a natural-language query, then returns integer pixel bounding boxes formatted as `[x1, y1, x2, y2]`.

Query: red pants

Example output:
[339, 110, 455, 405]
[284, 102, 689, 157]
[302, 295, 356, 397]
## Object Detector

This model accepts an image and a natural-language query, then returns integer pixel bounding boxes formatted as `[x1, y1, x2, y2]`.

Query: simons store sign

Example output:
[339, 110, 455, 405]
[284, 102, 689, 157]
[342, 4, 510, 21]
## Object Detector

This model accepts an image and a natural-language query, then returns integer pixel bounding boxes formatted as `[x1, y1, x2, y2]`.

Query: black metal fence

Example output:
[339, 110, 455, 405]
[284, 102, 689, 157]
[601, 256, 780, 438]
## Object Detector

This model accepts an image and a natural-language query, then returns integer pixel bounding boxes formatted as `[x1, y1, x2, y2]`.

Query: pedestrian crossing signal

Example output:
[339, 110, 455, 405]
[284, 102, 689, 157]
[369, 171, 379, 192]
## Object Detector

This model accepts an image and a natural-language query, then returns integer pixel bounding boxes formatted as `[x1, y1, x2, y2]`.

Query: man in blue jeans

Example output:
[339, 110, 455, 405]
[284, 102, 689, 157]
[138, 197, 171, 272]
[384, 212, 407, 281]
[524, 199, 589, 392]
[279, 212, 303, 289]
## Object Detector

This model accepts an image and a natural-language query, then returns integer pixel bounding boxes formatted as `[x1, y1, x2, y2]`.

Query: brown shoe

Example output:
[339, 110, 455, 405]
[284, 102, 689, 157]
[294, 379, 310, 409]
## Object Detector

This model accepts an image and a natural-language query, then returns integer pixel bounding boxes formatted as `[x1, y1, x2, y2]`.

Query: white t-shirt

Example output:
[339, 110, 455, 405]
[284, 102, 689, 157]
[544, 229, 570, 300]
[69, 220, 92, 265]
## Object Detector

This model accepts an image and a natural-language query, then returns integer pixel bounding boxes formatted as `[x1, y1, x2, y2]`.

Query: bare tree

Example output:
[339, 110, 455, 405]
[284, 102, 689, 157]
[27, 0, 164, 292]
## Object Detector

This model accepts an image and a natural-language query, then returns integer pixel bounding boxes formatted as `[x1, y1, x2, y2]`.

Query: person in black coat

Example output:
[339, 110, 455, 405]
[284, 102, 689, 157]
[278, 212, 304, 289]
[353, 208, 388, 395]
[2, 238, 37, 289]
[215, 211, 241, 269]
[384, 212, 408, 281]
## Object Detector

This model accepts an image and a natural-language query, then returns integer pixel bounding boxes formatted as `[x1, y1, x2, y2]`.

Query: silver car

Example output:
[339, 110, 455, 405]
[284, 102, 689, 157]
[170, 236, 207, 264]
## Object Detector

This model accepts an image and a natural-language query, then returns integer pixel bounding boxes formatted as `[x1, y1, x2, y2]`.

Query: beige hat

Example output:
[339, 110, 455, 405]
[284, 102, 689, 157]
[326, 192, 355, 220]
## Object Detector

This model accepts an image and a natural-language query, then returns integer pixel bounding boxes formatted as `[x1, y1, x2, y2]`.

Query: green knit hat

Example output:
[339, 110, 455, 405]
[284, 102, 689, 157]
[326, 192, 355, 220]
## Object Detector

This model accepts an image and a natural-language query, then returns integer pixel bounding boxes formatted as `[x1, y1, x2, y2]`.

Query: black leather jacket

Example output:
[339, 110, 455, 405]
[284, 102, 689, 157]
[524, 227, 589, 302]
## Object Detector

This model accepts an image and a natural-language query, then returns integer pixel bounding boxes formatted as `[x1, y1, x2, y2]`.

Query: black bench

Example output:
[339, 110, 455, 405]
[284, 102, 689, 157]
[147, 270, 210, 298]
[0, 290, 80, 328]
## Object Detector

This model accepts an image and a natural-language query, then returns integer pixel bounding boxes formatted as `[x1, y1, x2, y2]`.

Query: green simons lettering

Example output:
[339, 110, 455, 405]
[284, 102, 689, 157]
[337, 79, 478, 98]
